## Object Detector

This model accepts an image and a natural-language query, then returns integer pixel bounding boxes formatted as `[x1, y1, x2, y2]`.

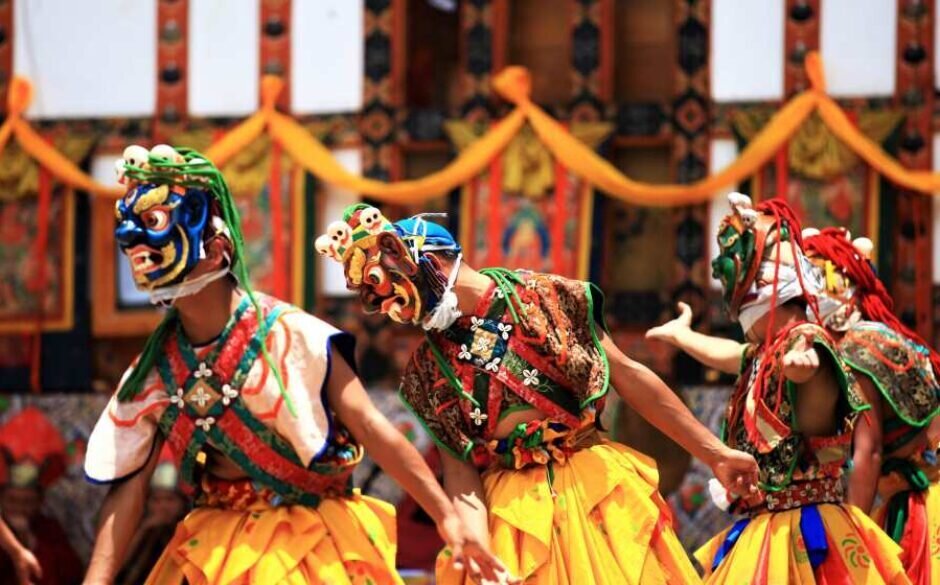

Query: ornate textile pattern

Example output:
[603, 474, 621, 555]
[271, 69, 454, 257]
[726, 323, 865, 501]
[233, 160, 299, 300]
[399, 272, 607, 467]
[446, 122, 609, 277]
[841, 321, 940, 428]
[155, 296, 360, 506]
[733, 109, 902, 238]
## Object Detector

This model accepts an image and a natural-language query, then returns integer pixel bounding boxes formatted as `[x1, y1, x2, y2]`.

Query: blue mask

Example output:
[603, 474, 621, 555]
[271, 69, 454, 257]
[114, 182, 210, 290]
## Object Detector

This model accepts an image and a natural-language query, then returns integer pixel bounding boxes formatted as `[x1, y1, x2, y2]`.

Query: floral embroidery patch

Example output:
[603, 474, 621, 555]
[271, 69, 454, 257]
[456, 317, 512, 368]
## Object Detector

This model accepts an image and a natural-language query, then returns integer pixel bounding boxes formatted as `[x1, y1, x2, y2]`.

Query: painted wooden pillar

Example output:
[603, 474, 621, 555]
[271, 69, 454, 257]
[362, 0, 403, 180]
[570, 0, 612, 123]
[154, 0, 189, 143]
[459, 0, 503, 123]
[671, 0, 711, 320]
[894, 0, 934, 341]
[260, 0, 291, 112]
[0, 0, 12, 118]
[784, 0, 821, 97]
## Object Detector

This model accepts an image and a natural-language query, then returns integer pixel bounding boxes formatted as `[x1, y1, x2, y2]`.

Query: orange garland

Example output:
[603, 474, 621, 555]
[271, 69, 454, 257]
[4, 52, 940, 205]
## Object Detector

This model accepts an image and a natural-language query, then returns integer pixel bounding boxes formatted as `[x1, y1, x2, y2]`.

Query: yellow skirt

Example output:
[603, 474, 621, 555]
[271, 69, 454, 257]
[696, 503, 910, 584]
[872, 481, 940, 585]
[145, 490, 402, 585]
[436, 440, 700, 584]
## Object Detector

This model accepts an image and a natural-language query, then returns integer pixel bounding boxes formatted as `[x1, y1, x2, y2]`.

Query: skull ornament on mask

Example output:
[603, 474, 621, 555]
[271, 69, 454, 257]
[316, 205, 427, 324]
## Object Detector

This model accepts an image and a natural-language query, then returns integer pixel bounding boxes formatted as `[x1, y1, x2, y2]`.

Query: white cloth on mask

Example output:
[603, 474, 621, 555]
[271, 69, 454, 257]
[738, 253, 822, 335]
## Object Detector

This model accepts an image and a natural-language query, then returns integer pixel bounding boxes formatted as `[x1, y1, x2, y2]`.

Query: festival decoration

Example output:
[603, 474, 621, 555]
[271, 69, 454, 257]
[3, 53, 940, 207]
[445, 121, 610, 278]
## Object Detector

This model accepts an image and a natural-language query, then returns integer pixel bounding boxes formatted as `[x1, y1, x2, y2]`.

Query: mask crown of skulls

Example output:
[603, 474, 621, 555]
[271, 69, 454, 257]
[316, 205, 461, 325]
[314, 203, 396, 263]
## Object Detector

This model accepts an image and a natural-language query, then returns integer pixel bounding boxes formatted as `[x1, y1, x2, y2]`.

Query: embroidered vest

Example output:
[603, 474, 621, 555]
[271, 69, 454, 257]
[154, 297, 359, 507]
[419, 272, 609, 468]
[839, 321, 940, 453]
[725, 322, 867, 510]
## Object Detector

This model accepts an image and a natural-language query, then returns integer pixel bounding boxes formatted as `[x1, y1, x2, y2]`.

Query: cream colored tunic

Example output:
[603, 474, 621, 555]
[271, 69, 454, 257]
[84, 300, 353, 483]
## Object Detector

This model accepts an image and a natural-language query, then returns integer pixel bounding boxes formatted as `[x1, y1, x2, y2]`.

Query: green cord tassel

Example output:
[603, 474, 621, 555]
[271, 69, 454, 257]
[479, 267, 527, 323]
[117, 148, 296, 417]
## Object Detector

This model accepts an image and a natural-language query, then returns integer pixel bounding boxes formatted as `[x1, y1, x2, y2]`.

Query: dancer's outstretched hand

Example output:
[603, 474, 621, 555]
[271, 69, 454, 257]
[711, 446, 760, 497]
[439, 513, 520, 584]
[13, 546, 41, 585]
[782, 331, 820, 384]
[646, 302, 693, 344]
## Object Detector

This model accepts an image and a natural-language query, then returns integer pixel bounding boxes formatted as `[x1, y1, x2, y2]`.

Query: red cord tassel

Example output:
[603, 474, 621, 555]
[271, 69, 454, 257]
[269, 140, 287, 299]
[29, 165, 52, 392]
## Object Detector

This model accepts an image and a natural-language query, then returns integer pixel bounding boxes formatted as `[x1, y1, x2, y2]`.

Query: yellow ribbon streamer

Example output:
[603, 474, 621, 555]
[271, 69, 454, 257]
[4, 51, 940, 204]
[0, 78, 123, 197]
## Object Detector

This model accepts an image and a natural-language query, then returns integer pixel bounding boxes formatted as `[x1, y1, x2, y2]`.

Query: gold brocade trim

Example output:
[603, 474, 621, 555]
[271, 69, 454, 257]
[0, 135, 94, 200]
[445, 120, 612, 200]
[732, 109, 903, 181]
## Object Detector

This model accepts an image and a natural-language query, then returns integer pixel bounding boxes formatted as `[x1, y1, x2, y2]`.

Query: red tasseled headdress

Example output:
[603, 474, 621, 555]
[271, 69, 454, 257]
[0, 406, 67, 489]
[754, 198, 808, 250]
[750, 198, 819, 345]
[804, 227, 940, 380]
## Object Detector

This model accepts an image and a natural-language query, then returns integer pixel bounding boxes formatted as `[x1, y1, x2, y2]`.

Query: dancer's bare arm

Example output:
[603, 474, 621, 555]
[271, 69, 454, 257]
[438, 449, 514, 583]
[438, 451, 490, 550]
[328, 350, 510, 582]
[0, 516, 41, 585]
[646, 302, 746, 374]
[847, 377, 882, 513]
[84, 440, 162, 585]
[601, 331, 759, 496]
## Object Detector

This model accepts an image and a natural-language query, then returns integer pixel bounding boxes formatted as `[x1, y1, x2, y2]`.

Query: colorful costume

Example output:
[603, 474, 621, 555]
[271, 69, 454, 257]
[804, 227, 940, 584]
[317, 206, 699, 584]
[85, 146, 401, 585]
[696, 194, 908, 584]
[0, 407, 84, 585]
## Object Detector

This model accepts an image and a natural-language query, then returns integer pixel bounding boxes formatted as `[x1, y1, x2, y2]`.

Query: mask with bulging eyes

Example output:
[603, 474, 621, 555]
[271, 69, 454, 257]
[343, 232, 428, 324]
[114, 182, 210, 290]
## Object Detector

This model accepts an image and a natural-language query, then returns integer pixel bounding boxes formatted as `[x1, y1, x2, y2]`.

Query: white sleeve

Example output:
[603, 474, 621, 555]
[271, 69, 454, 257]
[84, 365, 168, 483]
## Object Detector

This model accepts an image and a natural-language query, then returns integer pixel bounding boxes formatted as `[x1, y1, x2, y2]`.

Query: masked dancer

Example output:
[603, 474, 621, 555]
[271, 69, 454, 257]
[801, 227, 940, 584]
[647, 194, 909, 583]
[316, 204, 761, 584]
[83, 146, 506, 585]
